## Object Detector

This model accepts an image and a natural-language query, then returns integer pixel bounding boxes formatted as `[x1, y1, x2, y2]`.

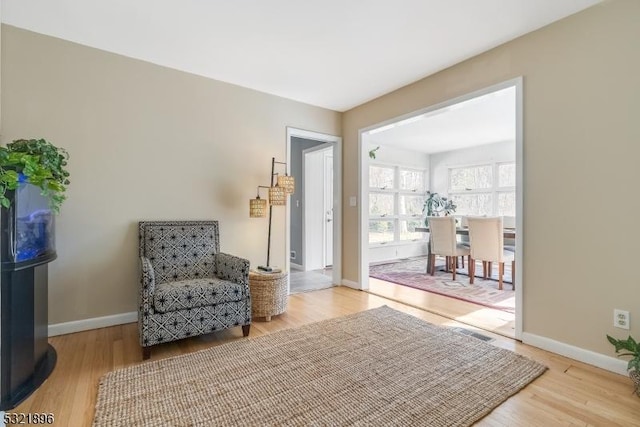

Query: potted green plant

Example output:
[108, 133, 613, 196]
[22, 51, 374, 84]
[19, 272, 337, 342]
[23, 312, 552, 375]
[422, 191, 456, 226]
[606, 334, 640, 396]
[0, 138, 70, 213]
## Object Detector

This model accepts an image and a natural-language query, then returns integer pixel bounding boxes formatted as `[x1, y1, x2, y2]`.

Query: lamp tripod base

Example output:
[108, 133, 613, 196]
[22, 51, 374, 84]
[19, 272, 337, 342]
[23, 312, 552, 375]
[257, 265, 282, 273]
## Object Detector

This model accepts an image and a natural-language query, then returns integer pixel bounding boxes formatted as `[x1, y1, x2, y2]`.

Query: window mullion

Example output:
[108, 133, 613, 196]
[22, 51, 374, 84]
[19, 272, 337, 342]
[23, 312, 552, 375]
[491, 162, 500, 216]
[394, 165, 400, 242]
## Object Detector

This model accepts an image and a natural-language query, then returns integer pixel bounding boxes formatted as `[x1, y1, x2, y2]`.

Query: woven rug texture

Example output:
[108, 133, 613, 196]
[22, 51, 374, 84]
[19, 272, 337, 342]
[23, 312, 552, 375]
[369, 257, 515, 313]
[93, 306, 545, 427]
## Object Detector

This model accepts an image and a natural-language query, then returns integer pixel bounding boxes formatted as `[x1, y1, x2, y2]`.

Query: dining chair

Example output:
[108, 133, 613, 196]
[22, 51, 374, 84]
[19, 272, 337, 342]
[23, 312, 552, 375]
[467, 216, 515, 290]
[427, 216, 470, 280]
[502, 215, 516, 253]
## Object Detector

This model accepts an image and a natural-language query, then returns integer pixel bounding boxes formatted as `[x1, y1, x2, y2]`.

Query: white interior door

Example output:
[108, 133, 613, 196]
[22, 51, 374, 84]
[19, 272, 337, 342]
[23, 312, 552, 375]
[304, 148, 325, 271]
[324, 152, 333, 267]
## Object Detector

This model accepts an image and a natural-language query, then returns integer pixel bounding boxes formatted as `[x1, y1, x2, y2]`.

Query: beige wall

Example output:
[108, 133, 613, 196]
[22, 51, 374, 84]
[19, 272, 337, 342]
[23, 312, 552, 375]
[0, 25, 341, 324]
[343, 0, 640, 356]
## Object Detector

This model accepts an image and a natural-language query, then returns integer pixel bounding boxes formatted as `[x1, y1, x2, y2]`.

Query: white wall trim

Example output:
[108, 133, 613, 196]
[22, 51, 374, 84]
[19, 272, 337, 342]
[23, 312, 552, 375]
[522, 332, 628, 376]
[48, 311, 137, 337]
[341, 279, 360, 289]
[290, 262, 304, 271]
[513, 76, 524, 340]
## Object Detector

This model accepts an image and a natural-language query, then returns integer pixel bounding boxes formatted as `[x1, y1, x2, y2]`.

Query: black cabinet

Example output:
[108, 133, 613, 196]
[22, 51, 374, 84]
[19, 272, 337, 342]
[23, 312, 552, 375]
[1, 262, 57, 409]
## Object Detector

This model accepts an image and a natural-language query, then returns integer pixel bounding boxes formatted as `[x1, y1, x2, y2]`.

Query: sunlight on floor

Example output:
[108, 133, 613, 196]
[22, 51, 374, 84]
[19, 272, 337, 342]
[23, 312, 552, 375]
[453, 306, 515, 331]
[367, 276, 516, 338]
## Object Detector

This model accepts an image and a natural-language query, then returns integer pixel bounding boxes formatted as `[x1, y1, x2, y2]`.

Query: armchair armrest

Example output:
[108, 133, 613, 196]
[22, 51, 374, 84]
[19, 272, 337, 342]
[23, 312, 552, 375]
[215, 252, 250, 286]
[139, 256, 156, 304]
[138, 256, 157, 347]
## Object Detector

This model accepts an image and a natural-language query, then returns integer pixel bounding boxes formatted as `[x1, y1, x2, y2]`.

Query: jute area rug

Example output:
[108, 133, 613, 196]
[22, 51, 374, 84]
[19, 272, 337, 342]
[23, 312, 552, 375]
[93, 306, 545, 427]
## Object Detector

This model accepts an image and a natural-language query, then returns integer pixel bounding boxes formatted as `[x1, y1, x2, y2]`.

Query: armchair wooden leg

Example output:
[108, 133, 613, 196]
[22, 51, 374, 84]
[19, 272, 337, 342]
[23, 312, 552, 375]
[498, 262, 504, 290]
[482, 261, 487, 279]
[451, 256, 457, 281]
[142, 346, 151, 360]
[242, 324, 250, 337]
[469, 257, 475, 284]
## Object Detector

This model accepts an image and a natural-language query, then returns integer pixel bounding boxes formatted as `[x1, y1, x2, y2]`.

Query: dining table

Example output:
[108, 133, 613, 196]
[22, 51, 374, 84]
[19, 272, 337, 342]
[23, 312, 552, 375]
[415, 226, 516, 275]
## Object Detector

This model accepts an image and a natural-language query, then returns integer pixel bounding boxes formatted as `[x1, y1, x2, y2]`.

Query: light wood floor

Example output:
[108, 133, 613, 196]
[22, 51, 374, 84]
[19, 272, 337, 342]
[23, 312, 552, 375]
[367, 277, 516, 338]
[12, 287, 640, 426]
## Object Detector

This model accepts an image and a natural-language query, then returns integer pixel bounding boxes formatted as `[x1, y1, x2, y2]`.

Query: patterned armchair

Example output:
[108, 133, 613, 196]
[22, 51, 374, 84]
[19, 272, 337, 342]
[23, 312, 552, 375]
[138, 221, 251, 359]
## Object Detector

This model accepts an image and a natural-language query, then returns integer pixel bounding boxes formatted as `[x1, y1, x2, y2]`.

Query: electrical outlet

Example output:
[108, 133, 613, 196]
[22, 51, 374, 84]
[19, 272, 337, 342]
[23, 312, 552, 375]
[614, 309, 630, 330]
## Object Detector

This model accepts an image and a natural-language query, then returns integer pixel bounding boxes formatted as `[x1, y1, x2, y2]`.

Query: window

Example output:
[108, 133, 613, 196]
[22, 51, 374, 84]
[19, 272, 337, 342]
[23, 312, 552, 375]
[369, 164, 427, 246]
[449, 162, 515, 217]
[449, 165, 493, 192]
[399, 170, 424, 191]
[369, 166, 394, 189]
[497, 163, 516, 216]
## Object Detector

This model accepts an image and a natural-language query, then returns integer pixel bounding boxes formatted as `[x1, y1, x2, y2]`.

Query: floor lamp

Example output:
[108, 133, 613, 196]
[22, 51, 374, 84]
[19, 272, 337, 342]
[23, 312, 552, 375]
[249, 157, 294, 272]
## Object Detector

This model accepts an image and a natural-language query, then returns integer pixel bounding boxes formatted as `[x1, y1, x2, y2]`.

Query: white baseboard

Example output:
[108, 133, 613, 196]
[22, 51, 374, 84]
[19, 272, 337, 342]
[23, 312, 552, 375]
[290, 262, 304, 271]
[341, 279, 361, 290]
[48, 311, 138, 337]
[521, 332, 628, 376]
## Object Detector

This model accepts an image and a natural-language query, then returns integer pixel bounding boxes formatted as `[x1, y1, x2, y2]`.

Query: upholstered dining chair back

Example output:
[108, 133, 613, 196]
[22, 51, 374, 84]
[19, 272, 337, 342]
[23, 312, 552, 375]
[467, 216, 505, 263]
[428, 216, 458, 256]
[502, 216, 516, 229]
[139, 221, 219, 285]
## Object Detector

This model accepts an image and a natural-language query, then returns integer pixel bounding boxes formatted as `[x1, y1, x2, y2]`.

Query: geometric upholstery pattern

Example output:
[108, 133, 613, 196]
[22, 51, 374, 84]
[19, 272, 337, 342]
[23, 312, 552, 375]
[138, 221, 251, 356]
[153, 278, 247, 314]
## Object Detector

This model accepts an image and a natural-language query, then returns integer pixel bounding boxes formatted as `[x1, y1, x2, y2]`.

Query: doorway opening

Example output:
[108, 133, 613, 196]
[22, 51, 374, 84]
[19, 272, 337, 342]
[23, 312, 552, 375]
[358, 78, 523, 339]
[286, 128, 342, 294]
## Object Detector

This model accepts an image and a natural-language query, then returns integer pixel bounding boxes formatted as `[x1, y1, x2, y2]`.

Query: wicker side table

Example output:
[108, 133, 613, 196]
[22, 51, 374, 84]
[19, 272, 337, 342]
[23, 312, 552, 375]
[249, 270, 288, 321]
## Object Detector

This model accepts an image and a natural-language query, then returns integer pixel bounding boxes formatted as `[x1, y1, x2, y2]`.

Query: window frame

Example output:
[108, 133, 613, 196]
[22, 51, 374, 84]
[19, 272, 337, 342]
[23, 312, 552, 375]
[448, 161, 516, 217]
[369, 162, 427, 247]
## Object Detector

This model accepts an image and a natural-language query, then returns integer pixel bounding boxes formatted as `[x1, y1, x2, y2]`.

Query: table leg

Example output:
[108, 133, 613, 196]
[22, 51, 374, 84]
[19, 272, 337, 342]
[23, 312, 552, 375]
[426, 236, 432, 274]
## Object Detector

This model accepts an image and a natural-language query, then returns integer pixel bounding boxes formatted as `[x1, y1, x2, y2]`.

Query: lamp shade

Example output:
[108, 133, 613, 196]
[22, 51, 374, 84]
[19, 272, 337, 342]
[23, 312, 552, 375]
[277, 174, 295, 194]
[249, 197, 267, 217]
[269, 185, 286, 206]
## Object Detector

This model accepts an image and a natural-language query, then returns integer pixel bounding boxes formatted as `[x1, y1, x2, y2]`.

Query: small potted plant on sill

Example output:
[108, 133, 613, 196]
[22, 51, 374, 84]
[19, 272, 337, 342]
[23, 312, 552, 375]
[0, 138, 71, 213]
[606, 334, 640, 396]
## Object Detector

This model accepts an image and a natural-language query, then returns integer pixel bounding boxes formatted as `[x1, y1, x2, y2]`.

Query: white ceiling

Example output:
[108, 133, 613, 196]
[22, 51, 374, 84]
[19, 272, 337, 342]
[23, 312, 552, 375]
[1, 0, 601, 112]
[366, 86, 516, 154]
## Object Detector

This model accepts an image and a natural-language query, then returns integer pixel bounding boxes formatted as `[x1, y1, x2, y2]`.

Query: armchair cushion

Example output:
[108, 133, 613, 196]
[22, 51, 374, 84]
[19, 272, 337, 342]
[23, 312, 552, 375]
[153, 277, 247, 314]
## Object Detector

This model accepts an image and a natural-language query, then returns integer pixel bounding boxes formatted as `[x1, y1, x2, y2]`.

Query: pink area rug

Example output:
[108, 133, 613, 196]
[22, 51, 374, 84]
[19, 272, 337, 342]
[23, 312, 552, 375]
[369, 257, 515, 313]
